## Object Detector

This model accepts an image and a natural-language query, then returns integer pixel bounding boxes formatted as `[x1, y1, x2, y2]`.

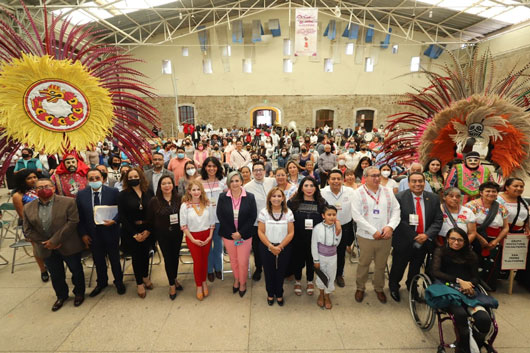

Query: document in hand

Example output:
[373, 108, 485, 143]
[94, 205, 118, 225]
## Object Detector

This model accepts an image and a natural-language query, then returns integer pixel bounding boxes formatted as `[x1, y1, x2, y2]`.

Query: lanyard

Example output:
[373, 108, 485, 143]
[330, 187, 343, 202]
[363, 185, 380, 205]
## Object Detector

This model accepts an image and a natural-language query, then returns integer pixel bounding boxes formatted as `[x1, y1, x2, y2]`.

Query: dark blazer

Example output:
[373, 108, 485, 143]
[217, 191, 257, 240]
[23, 195, 83, 259]
[393, 190, 443, 253]
[76, 185, 120, 238]
[144, 168, 174, 194]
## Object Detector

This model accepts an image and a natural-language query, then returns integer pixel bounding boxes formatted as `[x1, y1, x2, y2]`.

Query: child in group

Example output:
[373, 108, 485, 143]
[311, 205, 342, 309]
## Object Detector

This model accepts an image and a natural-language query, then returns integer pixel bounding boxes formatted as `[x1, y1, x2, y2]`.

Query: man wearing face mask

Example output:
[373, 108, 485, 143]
[398, 162, 433, 193]
[343, 146, 358, 170]
[95, 164, 110, 186]
[23, 178, 85, 311]
[168, 146, 191, 184]
[51, 154, 89, 198]
[14, 148, 43, 174]
[445, 151, 493, 204]
[77, 169, 125, 297]
[318, 144, 337, 188]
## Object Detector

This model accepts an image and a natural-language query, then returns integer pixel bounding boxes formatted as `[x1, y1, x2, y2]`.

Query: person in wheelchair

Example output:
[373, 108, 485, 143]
[431, 228, 494, 353]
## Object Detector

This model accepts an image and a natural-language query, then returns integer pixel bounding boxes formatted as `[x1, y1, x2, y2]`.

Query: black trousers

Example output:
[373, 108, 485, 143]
[251, 226, 262, 272]
[320, 171, 329, 188]
[336, 221, 354, 277]
[293, 231, 314, 282]
[128, 237, 151, 285]
[389, 245, 427, 291]
[447, 305, 491, 352]
[156, 227, 184, 286]
[260, 242, 291, 298]
[90, 228, 123, 287]
[44, 250, 85, 300]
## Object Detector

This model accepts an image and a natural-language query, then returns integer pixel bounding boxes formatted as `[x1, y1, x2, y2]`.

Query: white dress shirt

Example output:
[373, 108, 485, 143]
[179, 203, 214, 232]
[244, 177, 275, 226]
[351, 185, 401, 239]
[321, 186, 354, 225]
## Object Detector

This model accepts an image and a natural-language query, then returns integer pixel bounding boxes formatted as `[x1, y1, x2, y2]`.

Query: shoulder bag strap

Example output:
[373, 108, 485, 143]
[477, 201, 499, 234]
[442, 203, 459, 229]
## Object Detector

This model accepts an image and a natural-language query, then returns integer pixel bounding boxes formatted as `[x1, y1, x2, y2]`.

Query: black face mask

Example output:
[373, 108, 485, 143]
[112, 162, 121, 167]
[214, 147, 219, 151]
[128, 179, 140, 187]
[252, 158, 258, 162]
[22, 153, 30, 158]
[301, 149, 307, 153]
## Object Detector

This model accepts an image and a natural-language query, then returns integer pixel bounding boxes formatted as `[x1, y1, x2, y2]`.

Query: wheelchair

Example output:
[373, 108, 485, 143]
[408, 273, 498, 353]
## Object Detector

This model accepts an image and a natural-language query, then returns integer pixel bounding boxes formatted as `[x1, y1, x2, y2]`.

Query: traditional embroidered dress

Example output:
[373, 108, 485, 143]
[445, 164, 492, 204]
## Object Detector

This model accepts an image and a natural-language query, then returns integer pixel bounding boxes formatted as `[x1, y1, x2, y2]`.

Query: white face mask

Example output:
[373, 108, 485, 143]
[186, 168, 196, 176]
[381, 170, 391, 178]
[338, 160, 346, 166]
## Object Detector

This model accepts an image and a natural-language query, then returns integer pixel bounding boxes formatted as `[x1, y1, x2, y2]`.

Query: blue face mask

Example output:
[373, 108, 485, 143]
[89, 181, 102, 190]
[177, 153, 185, 159]
[349, 148, 355, 153]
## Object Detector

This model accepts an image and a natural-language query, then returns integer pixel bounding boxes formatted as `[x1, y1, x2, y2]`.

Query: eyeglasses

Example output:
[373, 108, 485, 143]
[448, 237, 465, 243]
[36, 185, 53, 190]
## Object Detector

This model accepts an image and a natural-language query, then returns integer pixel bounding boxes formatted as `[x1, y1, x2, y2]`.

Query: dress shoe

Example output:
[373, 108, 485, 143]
[233, 286, 239, 294]
[74, 295, 85, 307]
[267, 297, 274, 306]
[116, 282, 126, 295]
[143, 282, 154, 290]
[41, 271, 50, 283]
[89, 285, 107, 297]
[390, 290, 401, 302]
[354, 290, 364, 303]
[276, 297, 284, 306]
[335, 276, 345, 288]
[239, 289, 247, 298]
[252, 270, 262, 281]
[52, 297, 67, 312]
[175, 283, 184, 291]
[375, 290, 387, 304]
[169, 293, 177, 300]
[207, 273, 215, 282]
[203, 287, 209, 297]
[215, 271, 222, 279]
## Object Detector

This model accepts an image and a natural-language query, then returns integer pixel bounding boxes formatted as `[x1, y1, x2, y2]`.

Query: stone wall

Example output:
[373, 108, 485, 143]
[146, 94, 405, 135]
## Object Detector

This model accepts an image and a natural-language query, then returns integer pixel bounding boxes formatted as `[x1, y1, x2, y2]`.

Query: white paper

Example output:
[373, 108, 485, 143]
[501, 234, 529, 270]
[94, 205, 118, 225]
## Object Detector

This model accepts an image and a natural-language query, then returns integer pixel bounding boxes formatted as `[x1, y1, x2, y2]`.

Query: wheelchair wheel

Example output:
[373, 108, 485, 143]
[437, 345, 446, 353]
[409, 273, 435, 331]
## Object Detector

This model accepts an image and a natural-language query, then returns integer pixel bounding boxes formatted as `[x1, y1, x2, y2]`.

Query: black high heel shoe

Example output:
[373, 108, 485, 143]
[239, 289, 247, 298]
[267, 297, 274, 306]
[232, 286, 239, 294]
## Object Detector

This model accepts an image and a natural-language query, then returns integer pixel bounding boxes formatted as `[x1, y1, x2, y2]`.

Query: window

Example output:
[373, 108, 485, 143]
[283, 39, 291, 56]
[410, 56, 420, 72]
[203, 58, 212, 74]
[324, 58, 333, 72]
[392, 44, 399, 54]
[283, 59, 293, 73]
[364, 57, 374, 72]
[182, 47, 189, 56]
[243, 58, 252, 73]
[345, 43, 354, 55]
[355, 109, 375, 132]
[161, 60, 172, 75]
[315, 109, 334, 128]
[179, 105, 195, 125]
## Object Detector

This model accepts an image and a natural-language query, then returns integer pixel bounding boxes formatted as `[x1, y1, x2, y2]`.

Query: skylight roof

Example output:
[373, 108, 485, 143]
[419, 0, 530, 25]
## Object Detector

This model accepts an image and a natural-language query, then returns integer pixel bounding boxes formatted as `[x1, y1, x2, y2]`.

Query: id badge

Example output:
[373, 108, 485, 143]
[335, 203, 342, 211]
[169, 213, 179, 225]
[305, 219, 313, 230]
[209, 197, 216, 207]
[409, 214, 419, 226]
[234, 239, 243, 246]
[372, 209, 381, 219]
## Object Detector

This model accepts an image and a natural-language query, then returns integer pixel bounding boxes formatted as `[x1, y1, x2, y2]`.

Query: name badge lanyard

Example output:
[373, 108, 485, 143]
[363, 186, 381, 213]
[232, 194, 242, 244]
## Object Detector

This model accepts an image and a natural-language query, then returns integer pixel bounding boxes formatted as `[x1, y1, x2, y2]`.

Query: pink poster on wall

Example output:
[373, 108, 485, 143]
[295, 8, 318, 57]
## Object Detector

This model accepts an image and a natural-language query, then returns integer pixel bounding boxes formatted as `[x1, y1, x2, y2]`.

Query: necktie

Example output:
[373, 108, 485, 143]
[415, 197, 424, 234]
[94, 191, 100, 206]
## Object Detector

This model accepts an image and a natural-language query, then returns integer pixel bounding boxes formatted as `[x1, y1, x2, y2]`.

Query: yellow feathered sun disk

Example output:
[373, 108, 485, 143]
[0, 54, 114, 153]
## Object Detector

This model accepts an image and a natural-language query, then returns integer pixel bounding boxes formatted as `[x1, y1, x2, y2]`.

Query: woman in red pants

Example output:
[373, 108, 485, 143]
[180, 180, 215, 301]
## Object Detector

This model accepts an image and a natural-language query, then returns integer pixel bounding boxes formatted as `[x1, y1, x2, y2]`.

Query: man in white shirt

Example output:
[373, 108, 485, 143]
[230, 140, 251, 170]
[351, 166, 401, 303]
[321, 170, 356, 287]
[343, 147, 359, 170]
[270, 130, 280, 148]
[244, 161, 275, 281]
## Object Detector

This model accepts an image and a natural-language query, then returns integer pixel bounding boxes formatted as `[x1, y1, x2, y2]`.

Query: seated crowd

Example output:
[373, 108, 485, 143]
[6, 124, 530, 352]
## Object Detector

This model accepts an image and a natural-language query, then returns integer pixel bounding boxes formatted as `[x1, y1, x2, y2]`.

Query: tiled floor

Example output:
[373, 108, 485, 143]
[1, 189, 530, 352]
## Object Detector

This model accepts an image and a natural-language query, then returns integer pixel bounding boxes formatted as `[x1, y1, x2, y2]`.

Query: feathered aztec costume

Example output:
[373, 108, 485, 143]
[383, 49, 530, 189]
[0, 1, 159, 178]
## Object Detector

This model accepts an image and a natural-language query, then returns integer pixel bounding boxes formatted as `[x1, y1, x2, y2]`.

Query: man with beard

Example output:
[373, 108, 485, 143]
[445, 151, 494, 204]
[51, 153, 89, 198]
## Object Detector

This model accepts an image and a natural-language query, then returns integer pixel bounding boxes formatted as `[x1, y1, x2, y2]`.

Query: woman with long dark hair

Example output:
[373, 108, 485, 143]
[354, 156, 372, 183]
[145, 176, 183, 300]
[12, 169, 48, 281]
[424, 158, 444, 196]
[287, 176, 328, 296]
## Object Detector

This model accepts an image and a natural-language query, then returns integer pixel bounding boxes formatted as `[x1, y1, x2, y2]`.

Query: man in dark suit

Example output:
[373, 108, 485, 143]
[144, 152, 174, 195]
[77, 169, 125, 297]
[389, 172, 443, 302]
[23, 178, 85, 311]
[343, 127, 353, 139]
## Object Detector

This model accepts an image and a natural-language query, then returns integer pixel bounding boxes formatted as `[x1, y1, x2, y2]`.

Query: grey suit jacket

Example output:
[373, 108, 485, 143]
[144, 168, 174, 194]
[23, 195, 83, 259]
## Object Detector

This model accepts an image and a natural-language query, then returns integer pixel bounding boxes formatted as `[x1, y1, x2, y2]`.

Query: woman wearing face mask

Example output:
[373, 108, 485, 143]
[193, 142, 209, 169]
[145, 176, 183, 300]
[286, 161, 303, 186]
[106, 155, 122, 187]
[379, 164, 398, 193]
[298, 145, 314, 171]
[210, 144, 224, 163]
[302, 160, 320, 186]
[277, 148, 289, 169]
[354, 157, 372, 184]
[12, 169, 49, 282]
[424, 158, 444, 196]
[430, 228, 493, 353]
[287, 176, 328, 296]
[439, 187, 478, 246]
[465, 182, 509, 291]
[497, 178, 530, 290]
[178, 161, 198, 195]
[337, 156, 347, 174]
[117, 168, 154, 298]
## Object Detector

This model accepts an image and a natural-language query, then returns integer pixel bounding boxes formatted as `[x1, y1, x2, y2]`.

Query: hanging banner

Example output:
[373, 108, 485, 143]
[294, 8, 318, 57]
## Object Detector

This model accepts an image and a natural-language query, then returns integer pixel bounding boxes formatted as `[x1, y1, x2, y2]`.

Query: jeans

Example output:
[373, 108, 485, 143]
[207, 223, 222, 273]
